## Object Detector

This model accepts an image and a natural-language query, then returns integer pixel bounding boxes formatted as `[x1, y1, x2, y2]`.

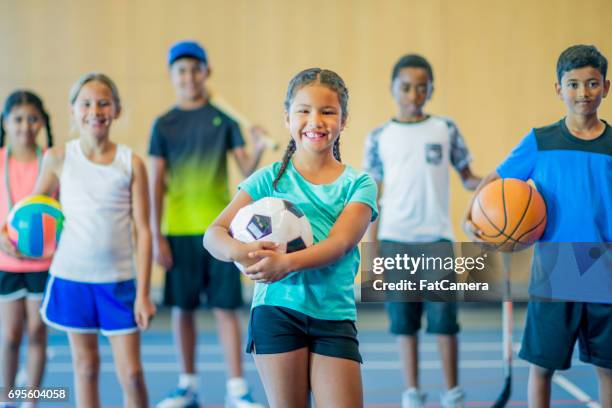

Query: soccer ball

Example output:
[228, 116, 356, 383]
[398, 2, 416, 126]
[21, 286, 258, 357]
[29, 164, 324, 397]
[229, 197, 314, 269]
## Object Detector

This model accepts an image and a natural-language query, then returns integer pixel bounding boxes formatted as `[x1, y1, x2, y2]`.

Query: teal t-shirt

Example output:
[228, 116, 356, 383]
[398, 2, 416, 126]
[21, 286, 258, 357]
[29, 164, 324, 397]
[238, 160, 378, 321]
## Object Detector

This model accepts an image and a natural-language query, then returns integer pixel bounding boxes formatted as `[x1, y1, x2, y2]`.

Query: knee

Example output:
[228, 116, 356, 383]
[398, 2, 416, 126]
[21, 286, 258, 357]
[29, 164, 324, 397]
[75, 355, 100, 382]
[213, 308, 237, 321]
[1, 328, 23, 351]
[173, 307, 194, 322]
[122, 366, 146, 392]
[27, 323, 47, 346]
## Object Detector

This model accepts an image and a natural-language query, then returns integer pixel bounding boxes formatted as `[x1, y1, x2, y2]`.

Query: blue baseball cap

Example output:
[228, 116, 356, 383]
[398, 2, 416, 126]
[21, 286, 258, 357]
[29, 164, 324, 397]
[168, 41, 207, 66]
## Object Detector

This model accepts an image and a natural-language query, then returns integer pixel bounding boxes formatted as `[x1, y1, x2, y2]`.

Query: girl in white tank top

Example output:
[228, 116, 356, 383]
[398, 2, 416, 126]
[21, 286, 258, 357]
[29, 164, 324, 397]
[34, 73, 155, 408]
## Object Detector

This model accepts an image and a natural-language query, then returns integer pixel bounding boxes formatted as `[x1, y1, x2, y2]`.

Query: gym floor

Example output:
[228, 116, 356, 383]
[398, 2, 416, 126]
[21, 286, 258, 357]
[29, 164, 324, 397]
[7, 303, 602, 407]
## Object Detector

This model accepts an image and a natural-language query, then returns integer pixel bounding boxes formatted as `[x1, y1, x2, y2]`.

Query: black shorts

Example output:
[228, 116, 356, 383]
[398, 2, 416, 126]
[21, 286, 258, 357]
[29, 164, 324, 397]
[519, 301, 612, 370]
[382, 239, 460, 336]
[246, 305, 362, 363]
[386, 301, 459, 335]
[164, 235, 243, 310]
[0, 270, 49, 301]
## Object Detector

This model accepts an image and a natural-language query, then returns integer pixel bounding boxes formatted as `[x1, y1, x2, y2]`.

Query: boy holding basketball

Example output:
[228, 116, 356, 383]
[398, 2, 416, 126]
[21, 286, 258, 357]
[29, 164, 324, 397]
[151, 41, 266, 408]
[464, 44, 612, 407]
[363, 54, 481, 408]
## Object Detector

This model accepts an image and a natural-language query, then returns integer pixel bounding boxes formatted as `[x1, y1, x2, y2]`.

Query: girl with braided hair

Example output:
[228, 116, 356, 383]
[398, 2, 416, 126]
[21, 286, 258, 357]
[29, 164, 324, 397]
[204, 68, 378, 408]
[0, 90, 54, 405]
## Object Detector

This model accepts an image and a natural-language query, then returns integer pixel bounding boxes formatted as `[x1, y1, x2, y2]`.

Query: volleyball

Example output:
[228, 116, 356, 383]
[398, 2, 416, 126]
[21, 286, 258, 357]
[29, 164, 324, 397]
[7, 195, 64, 258]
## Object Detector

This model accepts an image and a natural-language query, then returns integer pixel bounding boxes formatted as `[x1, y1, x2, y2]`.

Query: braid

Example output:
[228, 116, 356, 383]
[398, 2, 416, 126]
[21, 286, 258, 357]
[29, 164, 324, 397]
[333, 136, 341, 162]
[42, 110, 53, 147]
[273, 139, 296, 191]
[0, 115, 5, 147]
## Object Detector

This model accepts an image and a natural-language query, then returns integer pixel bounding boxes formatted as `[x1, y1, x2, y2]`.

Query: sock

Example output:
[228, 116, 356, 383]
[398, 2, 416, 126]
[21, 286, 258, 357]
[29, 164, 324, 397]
[227, 377, 248, 397]
[179, 373, 198, 391]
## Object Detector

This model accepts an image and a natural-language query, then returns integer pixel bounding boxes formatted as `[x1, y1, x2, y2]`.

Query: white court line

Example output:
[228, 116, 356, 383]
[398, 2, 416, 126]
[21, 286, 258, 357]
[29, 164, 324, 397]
[41, 358, 588, 373]
[553, 374, 601, 408]
[41, 342, 522, 356]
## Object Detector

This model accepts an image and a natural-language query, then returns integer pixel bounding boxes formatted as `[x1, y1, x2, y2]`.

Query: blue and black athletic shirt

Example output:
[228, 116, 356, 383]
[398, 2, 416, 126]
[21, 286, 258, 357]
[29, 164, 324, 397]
[497, 119, 611, 303]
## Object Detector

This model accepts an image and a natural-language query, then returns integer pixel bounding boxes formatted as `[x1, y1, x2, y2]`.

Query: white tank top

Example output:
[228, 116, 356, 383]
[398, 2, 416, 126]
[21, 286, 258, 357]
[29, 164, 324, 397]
[50, 139, 135, 283]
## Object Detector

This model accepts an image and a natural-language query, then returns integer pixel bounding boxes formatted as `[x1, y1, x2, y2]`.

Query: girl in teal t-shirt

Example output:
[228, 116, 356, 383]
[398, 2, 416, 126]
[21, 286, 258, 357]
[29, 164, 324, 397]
[204, 68, 377, 408]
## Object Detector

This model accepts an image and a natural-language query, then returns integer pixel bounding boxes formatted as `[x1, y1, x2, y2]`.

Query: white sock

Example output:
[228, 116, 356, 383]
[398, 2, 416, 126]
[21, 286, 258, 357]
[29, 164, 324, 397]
[178, 373, 198, 391]
[227, 377, 248, 397]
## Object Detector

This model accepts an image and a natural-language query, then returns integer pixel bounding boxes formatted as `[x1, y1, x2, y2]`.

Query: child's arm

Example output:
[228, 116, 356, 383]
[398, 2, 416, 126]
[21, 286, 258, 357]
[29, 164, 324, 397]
[245, 202, 374, 283]
[232, 129, 267, 177]
[33, 146, 64, 195]
[203, 190, 283, 266]
[149, 157, 173, 270]
[131, 155, 156, 330]
[458, 164, 482, 191]
[0, 147, 64, 258]
[462, 170, 500, 240]
[364, 181, 382, 242]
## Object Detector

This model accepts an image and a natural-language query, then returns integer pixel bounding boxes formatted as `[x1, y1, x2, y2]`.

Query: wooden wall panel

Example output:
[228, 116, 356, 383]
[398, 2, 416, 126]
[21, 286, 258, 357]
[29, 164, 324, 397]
[1, 0, 611, 241]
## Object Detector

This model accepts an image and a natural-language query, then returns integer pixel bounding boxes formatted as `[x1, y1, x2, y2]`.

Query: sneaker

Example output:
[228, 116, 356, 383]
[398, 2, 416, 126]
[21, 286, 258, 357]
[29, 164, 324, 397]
[225, 391, 265, 408]
[440, 386, 465, 408]
[156, 387, 199, 408]
[401, 388, 426, 408]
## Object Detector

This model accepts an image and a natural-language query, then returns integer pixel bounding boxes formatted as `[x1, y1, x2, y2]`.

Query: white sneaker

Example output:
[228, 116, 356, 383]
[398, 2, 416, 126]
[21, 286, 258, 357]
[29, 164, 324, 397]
[440, 386, 465, 408]
[156, 387, 199, 408]
[225, 391, 265, 408]
[402, 388, 426, 408]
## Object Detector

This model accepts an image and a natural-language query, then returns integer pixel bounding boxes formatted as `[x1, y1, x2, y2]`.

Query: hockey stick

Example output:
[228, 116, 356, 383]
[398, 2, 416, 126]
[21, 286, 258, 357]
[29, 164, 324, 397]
[209, 90, 279, 151]
[492, 252, 513, 408]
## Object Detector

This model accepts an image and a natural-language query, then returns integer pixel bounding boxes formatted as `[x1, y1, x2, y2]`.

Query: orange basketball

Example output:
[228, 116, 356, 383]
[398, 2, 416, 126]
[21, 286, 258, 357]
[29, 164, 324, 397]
[471, 178, 547, 251]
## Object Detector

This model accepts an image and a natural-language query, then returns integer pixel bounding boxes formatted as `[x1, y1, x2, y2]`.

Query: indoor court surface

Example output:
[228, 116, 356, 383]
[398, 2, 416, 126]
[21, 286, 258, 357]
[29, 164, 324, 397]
[6, 305, 602, 407]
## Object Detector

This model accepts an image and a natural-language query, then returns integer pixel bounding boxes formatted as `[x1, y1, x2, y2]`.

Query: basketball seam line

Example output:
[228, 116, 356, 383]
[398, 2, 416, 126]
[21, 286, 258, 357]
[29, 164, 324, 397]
[498, 183, 533, 249]
[477, 181, 542, 249]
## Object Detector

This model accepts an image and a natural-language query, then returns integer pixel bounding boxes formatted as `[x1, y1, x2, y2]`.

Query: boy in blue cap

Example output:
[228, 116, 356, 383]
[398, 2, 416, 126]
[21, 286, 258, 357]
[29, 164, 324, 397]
[465, 44, 612, 407]
[151, 40, 266, 408]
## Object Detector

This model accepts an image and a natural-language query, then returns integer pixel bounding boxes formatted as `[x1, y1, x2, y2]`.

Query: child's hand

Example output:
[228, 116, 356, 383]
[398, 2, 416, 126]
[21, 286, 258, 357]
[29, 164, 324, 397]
[153, 236, 173, 270]
[134, 295, 156, 330]
[233, 241, 280, 271]
[249, 125, 275, 152]
[244, 250, 292, 283]
[0, 224, 23, 259]
[462, 210, 484, 242]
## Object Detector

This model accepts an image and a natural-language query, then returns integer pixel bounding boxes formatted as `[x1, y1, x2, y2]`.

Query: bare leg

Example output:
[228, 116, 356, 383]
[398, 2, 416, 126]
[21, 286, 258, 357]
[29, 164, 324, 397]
[25, 298, 47, 388]
[109, 332, 148, 408]
[437, 334, 458, 389]
[596, 367, 612, 407]
[68, 332, 101, 408]
[398, 335, 419, 389]
[310, 353, 363, 408]
[0, 299, 25, 398]
[214, 308, 242, 378]
[253, 347, 309, 408]
[527, 363, 553, 408]
[172, 308, 196, 374]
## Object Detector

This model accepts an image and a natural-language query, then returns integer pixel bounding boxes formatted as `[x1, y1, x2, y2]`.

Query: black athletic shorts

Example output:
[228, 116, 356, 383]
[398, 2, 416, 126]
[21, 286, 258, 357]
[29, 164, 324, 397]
[519, 301, 612, 370]
[246, 305, 362, 363]
[163, 235, 243, 310]
[0, 270, 49, 301]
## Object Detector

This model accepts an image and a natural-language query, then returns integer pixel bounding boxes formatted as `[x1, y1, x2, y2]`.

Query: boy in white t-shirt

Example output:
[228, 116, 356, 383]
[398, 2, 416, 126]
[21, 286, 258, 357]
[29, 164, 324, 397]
[363, 54, 481, 408]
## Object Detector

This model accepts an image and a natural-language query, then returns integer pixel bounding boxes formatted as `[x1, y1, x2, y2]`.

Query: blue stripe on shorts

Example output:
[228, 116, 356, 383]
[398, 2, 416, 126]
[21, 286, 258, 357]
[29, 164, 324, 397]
[41, 276, 138, 336]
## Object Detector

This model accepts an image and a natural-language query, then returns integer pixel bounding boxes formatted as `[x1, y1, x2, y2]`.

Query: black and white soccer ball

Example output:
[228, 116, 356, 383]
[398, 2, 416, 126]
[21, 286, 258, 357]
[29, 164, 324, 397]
[229, 197, 314, 269]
